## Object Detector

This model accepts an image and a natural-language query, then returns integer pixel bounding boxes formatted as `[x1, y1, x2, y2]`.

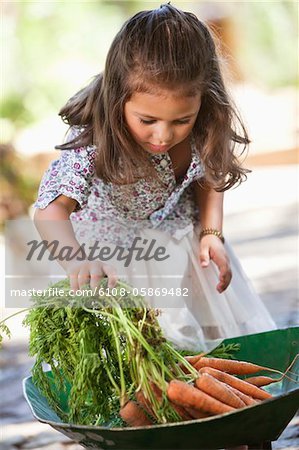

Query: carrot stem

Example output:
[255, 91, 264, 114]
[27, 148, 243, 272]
[164, 342, 198, 378]
[0, 308, 31, 324]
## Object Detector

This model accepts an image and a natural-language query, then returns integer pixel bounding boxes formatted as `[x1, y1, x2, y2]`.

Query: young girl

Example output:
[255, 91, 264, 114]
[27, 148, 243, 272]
[34, 4, 276, 350]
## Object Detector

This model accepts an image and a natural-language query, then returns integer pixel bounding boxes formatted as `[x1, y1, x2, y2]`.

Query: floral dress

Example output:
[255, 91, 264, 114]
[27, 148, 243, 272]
[34, 127, 276, 350]
[35, 127, 203, 244]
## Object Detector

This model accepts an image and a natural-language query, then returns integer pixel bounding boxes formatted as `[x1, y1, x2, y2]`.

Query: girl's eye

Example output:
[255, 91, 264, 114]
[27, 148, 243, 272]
[175, 120, 190, 125]
[139, 119, 155, 125]
[139, 119, 191, 125]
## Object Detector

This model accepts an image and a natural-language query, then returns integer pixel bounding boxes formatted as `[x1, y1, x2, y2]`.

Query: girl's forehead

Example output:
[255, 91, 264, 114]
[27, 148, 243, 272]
[125, 90, 201, 117]
[145, 88, 198, 99]
[128, 88, 201, 103]
[127, 74, 202, 97]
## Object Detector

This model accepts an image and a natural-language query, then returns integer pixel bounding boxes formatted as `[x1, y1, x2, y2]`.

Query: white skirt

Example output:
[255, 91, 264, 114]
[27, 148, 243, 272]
[104, 225, 277, 352]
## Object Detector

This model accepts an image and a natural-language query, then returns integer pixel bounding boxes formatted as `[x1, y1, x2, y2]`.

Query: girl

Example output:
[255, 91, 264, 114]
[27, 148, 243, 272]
[34, 4, 276, 350]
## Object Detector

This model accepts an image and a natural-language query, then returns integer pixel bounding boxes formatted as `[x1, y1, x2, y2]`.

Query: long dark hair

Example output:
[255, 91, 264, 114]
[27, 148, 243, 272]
[56, 3, 249, 190]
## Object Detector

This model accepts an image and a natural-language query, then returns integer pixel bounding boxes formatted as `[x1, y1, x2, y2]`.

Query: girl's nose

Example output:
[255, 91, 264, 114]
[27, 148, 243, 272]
[153, 124, 173, 144]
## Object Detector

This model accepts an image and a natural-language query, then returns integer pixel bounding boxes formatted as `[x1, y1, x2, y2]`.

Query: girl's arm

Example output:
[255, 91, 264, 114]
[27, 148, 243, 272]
[34, 195, 117, 291]
[193, 182, 232, 293]
[34, 195, 82, 270]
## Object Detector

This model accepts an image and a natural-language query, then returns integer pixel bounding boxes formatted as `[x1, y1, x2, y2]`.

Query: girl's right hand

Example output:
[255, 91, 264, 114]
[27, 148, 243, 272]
[65, 260, 118, 292]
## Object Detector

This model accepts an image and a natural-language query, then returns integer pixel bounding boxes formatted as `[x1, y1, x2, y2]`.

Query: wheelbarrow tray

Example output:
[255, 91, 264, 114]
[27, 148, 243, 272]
[23, 327, 299, 449]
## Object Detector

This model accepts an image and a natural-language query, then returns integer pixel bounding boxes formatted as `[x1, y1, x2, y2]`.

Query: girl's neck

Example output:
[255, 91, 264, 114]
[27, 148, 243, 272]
[168, 136, 192, 183]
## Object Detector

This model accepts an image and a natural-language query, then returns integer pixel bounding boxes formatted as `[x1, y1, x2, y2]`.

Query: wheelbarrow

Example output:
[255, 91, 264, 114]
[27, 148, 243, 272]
[23, 327, 299, 449]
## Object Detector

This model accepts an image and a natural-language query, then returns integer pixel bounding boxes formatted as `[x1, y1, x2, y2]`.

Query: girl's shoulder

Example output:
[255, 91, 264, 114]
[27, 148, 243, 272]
[65, 125, 96, 151]
[34, 126, 96, 211]
[57, 125, 97, 177]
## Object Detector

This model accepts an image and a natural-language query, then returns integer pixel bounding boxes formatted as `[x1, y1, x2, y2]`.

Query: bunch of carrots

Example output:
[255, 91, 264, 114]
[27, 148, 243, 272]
[121, 353, 298, 427]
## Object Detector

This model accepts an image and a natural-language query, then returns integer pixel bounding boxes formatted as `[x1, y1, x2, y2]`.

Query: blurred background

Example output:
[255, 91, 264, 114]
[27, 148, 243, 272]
[1, 0, 297, 223]
[1, 1, 298, 449]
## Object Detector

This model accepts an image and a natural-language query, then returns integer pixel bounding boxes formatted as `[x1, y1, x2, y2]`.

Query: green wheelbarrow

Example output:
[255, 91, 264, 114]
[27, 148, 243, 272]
[23, 327, 299, 450]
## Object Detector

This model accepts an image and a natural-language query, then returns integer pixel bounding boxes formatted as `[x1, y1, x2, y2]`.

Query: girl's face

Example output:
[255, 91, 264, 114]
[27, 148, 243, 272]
[124, 89, 201, 154]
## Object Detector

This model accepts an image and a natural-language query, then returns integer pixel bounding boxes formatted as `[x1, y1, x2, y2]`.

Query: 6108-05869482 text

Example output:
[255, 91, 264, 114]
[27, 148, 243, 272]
[9, 286, 189, 299]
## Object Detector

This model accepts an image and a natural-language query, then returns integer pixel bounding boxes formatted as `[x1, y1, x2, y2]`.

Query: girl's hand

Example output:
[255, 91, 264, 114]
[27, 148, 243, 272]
[66, 260, 118, 292]
[199, 235, 232, 293]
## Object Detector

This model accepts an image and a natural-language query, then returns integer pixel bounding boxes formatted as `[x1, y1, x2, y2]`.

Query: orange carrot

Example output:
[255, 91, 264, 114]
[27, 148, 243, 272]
[179, 353, 206, 374]
[120, 400, 153, 427]
[150, 382, 192, 421]
[195, 373, 246, 409]
[170, 402, 193, 421]
[135, 390, 154, 418]
[243, 375, 280, 387]
[242, 370, 299, 387]
[194, 357, 277, 375]
[199, 367, 272, 400]
[149, 382, 164, 406]
[179, 363, 193, 374]
[167, 379, 235, 415]
[184, 353, 205, 366]
[185, 407, 212, 419]
[227, 385, 258, 406]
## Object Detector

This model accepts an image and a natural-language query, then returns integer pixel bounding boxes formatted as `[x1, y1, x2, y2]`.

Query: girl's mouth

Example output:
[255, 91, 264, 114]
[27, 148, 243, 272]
[147, 143, 170, 153]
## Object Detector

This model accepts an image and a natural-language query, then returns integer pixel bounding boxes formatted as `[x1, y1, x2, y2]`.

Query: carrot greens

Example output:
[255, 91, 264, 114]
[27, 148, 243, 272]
[1, 278, 197, 425]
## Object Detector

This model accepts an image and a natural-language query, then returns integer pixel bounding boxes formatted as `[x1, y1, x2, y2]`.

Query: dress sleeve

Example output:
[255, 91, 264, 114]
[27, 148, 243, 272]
[33, 127, 96, 211]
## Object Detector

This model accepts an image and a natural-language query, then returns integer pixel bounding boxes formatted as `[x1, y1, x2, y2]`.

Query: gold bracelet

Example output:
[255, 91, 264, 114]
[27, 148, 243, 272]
[199, 228, 225, 244]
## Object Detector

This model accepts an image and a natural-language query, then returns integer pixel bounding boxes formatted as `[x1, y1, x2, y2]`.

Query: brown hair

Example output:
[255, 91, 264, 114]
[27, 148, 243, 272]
[56, 3, 249, 190]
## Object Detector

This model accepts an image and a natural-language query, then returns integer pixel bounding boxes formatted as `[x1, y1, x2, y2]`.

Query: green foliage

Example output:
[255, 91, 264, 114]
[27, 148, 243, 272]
[209, 342, 241, 360]
[1, 1, 126, 126]
[237, 1, 298, 87]
[1, 93, 34, 127]
[0, 323, 11, 346]
[177, 343, 240, 360]
[21, 278, 197, 426]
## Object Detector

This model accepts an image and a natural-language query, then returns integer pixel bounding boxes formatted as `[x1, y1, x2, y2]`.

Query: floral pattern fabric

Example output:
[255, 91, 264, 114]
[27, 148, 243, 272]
[34, 126, 205, 243]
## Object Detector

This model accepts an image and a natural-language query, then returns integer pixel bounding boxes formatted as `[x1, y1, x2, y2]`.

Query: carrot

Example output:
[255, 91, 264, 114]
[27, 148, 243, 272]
[135, 390, 154, 418]
[243, 375, 280, 387]
[227, 385, 258, 406]
[244, 365, 299, 387]
[167, 379, 235, 415]
[179, 353, 205, 374]
[120, 400, 153, 427]
[184, 353, 206, 366]
[195, 373, 246, 409]
[199, 367, 272, 401]
[179, 364, 192, 374]
[195, 353, 299, 377]
[194, 357, 277, 375]
[170, 402, 193, 421]
[150, 382, 163, 404]
[150, 382, 192, 421]
[185, 407, 212, 419]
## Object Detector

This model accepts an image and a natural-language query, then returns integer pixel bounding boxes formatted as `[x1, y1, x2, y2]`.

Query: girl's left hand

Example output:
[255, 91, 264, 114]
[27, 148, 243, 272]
[199, 235, 232, 293]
